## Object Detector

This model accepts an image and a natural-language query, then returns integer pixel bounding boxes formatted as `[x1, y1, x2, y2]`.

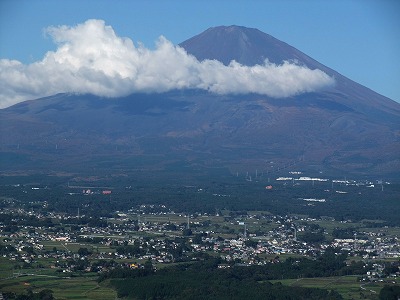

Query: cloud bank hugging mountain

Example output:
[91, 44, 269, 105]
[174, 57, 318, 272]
[0, 19, 335, 108]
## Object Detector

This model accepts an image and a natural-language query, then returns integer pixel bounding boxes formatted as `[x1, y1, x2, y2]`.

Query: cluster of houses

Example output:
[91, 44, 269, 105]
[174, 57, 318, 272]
[1, 204, 399, 282]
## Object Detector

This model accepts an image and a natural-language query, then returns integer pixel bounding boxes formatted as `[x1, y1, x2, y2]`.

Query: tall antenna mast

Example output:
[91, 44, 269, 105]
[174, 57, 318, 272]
[354, 233, 357, 250]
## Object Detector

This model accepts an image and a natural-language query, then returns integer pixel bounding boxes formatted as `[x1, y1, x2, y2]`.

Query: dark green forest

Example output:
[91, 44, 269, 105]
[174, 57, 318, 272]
[98, 249, 369, 299]
[1, 174, 399, 224]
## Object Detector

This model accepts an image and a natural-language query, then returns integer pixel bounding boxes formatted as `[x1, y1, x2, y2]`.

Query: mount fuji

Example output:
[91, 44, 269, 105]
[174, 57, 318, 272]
[1, 25, 399, 178]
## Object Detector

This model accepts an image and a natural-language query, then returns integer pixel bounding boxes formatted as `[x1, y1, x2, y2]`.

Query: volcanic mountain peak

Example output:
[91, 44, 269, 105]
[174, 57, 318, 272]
[181, 25, 400, 116]
[179, 25, 316, 68]
[1, 25, 399, 178]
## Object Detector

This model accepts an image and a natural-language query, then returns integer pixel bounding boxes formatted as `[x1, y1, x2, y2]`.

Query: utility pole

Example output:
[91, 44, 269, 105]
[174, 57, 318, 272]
[354, 233, 357, 251]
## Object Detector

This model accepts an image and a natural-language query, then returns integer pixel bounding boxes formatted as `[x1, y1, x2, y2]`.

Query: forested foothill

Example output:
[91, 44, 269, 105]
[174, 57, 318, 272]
[98, 250, 361, 299]
[105, 257, 344, 299]
[1, 171, 399, 224]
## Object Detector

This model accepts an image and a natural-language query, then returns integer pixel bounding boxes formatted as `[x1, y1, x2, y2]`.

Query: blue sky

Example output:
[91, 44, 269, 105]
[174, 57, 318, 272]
[0, 0, 399, 104]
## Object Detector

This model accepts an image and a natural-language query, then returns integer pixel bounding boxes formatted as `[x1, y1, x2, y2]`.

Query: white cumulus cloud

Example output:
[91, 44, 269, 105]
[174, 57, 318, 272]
[0, 19, 335, 108]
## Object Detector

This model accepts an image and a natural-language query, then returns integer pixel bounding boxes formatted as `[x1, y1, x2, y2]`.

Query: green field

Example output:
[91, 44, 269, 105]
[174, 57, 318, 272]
[271, 276, 400, 300]
[0, 257, 116, 299]
[0, 272, 115, 299]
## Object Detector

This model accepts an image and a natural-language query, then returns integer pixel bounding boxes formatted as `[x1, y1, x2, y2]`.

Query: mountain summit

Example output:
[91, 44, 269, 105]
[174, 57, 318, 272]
[1, 26, 399, 178]
[179, 25, 319, 67]
[180, 25, 400, 117]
